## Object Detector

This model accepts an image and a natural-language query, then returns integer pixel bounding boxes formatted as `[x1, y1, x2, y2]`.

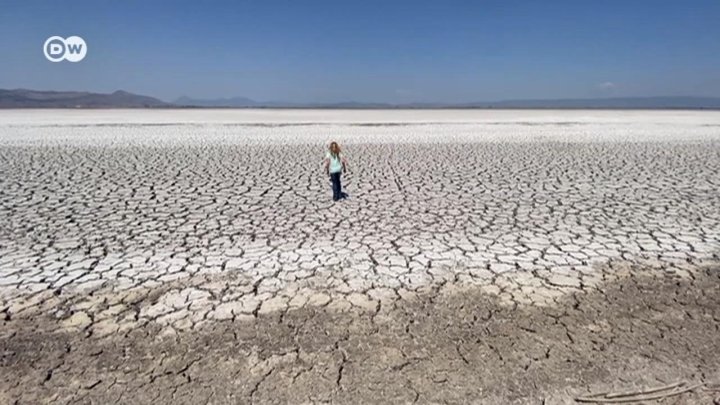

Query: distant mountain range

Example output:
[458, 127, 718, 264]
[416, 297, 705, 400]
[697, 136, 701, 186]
[172, 96, 398, 109]
[0, 89, 169, 108]
[459, 96, 720, 109]
[175, 95, 720, 109]
[2, 89, 720, 109]
[174, 95, 257, 107]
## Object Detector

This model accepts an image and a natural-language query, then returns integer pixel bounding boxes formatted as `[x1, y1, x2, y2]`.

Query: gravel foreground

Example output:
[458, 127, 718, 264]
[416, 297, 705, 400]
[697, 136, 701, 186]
[1, 110, 719, 404]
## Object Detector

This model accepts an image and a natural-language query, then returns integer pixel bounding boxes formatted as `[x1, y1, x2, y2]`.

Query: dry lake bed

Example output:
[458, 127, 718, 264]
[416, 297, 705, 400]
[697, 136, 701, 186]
[1, 109, 719, 404]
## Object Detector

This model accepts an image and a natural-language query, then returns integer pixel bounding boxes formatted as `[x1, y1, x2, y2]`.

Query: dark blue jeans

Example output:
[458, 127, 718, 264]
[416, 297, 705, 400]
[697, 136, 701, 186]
[330, 172, 344, 201]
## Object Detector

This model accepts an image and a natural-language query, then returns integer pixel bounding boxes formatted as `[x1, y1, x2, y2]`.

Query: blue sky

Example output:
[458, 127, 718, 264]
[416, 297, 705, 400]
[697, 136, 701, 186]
[1, 0, 719, 103]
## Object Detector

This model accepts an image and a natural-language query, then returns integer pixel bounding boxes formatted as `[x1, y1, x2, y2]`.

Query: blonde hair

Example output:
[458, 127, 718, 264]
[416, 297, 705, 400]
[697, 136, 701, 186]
[329, 141, 341, 157]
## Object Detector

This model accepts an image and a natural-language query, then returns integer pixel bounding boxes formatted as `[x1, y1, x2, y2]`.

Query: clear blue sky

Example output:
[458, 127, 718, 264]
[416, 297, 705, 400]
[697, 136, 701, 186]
[1, 0, 719, 103]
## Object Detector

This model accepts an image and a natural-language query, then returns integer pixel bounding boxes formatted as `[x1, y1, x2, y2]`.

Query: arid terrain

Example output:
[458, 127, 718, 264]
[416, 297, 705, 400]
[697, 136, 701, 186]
[1, 110, 719, 404]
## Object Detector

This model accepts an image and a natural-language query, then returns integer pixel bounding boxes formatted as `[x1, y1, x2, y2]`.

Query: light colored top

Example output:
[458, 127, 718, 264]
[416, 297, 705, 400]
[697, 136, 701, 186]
[326, 151, 343, 173]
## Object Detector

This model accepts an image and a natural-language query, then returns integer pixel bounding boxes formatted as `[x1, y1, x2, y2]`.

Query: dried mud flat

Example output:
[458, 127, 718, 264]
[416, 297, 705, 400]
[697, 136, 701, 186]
[1, 110, 720, 404]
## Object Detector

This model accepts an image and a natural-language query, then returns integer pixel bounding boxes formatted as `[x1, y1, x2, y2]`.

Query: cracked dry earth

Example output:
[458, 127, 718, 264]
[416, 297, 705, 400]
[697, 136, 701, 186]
[1, 110, 720, 404]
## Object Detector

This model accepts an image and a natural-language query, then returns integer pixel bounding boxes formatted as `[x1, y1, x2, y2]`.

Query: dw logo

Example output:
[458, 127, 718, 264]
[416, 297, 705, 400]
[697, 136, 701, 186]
[43, 36, 87, 62]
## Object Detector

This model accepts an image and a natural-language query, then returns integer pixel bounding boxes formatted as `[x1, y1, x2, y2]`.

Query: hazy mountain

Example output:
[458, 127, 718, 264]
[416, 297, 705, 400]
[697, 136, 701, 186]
[173, 95, 720, 109]
[174, 96, 257, 107]
[3, 90, 720, 109]
[0, 89, 170, 108]
[314, 101, 395, 108]
[174, 96, 402, 108]
[458, 96, 720, 109]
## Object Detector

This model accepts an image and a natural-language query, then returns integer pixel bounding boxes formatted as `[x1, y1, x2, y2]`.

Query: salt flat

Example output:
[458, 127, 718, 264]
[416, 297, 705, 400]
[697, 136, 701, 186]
[1, 109, 719, 404]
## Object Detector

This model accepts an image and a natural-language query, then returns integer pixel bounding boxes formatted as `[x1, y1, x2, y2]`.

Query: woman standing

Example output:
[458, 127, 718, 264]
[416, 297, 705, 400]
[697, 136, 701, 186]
[324, 141, 348, 201]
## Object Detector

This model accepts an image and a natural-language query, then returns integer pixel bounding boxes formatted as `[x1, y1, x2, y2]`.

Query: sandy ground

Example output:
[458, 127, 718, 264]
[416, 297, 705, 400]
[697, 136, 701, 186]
[1, 110, 719, 404]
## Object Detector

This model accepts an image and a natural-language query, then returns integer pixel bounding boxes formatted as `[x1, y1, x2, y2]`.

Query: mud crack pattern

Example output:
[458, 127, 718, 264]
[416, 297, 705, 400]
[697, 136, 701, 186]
[1, 110, 719, 404]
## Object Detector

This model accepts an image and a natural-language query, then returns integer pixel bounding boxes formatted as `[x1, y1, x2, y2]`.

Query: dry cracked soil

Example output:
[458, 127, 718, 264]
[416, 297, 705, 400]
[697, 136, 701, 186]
[1, 110, 720, 404]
